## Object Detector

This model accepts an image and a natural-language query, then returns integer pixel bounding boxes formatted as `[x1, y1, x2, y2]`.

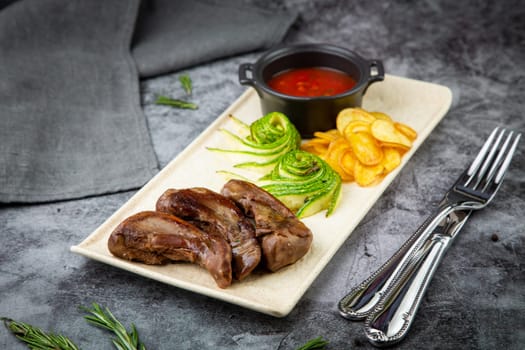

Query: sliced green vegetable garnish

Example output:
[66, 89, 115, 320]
[260, 150, 342, 218]
[210, 112, 341, 217]
[207, 112, 300, 173]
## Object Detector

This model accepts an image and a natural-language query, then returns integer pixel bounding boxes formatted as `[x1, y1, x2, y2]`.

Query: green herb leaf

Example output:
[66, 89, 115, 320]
[81, 303, 147, 350]
[179, 74, 193, 95]
[2, 317, 81, 350]
[155, 95, 198, 110]
[296, 336, 329, 350]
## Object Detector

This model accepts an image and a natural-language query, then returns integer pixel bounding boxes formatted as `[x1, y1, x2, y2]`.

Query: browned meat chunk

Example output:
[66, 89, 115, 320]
[221, 179, 313, 272]
[107, 211, 232, 288]
[156, 188, 261, 281]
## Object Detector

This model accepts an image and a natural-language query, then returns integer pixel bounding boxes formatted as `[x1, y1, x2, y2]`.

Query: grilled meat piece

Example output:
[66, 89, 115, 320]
[221, 179, 313, 272]
[156, 188, 261, 280]
[107, 211, 232, 288]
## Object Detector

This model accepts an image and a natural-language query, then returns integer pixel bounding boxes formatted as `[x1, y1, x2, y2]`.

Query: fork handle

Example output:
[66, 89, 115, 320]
[338, 212, 443, 320]
[338, 200, 458, 320]
[364, 233, 451, 346]
[364, 210, 470, 346]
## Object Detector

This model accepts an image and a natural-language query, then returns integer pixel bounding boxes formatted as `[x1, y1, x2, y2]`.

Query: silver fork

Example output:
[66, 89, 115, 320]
[434, 127, 521, 216]
[400, 127, 520, 243]
[338, 127, 521, 345]
[339, 127, 521, 320]
[364, 209, 470, 346]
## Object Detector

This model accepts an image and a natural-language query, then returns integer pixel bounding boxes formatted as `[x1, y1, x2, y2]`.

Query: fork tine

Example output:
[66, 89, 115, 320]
[456, 128, 521, 203]
[481, 130, 515, 190]
[495, 132, 521, 184]
[470, 128, 507, 189]
[464, 127, 500, 187]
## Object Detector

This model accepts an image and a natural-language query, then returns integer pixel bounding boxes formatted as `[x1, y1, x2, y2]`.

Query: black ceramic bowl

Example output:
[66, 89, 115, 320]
[238, 43, 384, 138]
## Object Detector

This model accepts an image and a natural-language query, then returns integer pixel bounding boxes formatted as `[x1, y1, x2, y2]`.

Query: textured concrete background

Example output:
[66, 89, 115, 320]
[1, 0, 524, 349]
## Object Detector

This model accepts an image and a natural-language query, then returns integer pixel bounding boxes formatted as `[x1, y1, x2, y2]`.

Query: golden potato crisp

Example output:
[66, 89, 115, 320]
[371, 119, 412, 148]
[336, 107, 376, 134]
[348, 132, 383, 166]
[301, 108, 417, 186]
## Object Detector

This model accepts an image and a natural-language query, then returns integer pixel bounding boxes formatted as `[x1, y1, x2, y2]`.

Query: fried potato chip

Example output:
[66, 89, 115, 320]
[336, 108, 376, 134]
[301, 143, 328, 155]
[301, 138, 331, 154]
[394, 122, 418, 141]
[313, 129, 341, 141]
[340, 149, 357, 180]
[370, 111, 393, 122]
[343, 120, 371, 136]
[371, 119, 412, 148]
[354, 161, 384, 186]
[325, 138, 354, 181]
[347, 132, 383, 166]
[334, 164, 354, 182]
[379, 142, 410, 154]
[381, 147, 401, 172]
[302, 107, 417, 187]
[325, 137, 351, 159]
[306, 137, 331, 146]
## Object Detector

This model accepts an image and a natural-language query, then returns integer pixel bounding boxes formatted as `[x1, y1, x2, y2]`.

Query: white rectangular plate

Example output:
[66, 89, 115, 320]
[71, 74, 452, 317]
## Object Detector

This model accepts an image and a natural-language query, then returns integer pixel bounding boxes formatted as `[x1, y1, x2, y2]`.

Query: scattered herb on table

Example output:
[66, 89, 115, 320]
[155, 73, 198, 109]
[179, 73, 193, 95]
[296, 336, 329, 350]
[82, 303, 147, 350]
[2, 317, 80, 350]
[155, 95, 198, 110]
[3, 304, 327, 350]
[2, 303, 146, 350]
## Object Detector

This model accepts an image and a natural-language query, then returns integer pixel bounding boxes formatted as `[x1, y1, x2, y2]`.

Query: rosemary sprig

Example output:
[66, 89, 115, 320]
[178, 74, 193, 95]
[81, 303, 146, 350]
[155, 95, 198, 110]
[296, 336, 329, 350]
[3, 306, 329, 350]
[2, 317, 80, 350]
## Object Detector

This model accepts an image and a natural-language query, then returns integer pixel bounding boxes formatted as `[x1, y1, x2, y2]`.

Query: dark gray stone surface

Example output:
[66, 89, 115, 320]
[1, 0, 524, 349]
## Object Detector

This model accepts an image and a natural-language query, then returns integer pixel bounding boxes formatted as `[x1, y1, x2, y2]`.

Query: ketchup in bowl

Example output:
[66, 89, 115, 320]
[238, 44, 384, 137]
[267, 67, 357, 97]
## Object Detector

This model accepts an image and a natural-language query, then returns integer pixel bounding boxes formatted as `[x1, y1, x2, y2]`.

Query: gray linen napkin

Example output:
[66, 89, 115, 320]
[132, 0, 297, 78]
[0, 0, 296, 203]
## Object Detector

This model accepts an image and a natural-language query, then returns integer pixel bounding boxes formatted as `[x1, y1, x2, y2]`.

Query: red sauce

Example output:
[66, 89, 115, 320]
[267, 67, 357, 97]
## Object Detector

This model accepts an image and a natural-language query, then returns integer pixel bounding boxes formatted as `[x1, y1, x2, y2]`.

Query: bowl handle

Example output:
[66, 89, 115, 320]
[238, 63, 256, 86]
[368, 60, 385, 83]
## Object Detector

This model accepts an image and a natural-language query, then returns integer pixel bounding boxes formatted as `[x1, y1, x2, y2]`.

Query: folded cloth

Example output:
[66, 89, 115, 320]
[132, 0, 297, 78]
[0, 0, 296, 203]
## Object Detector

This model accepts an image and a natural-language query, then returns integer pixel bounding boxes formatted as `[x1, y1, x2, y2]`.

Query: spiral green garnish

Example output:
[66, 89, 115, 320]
[210, 113, 341, 217]
[207, 112, 301, 173]
[260, 150, 342, 218]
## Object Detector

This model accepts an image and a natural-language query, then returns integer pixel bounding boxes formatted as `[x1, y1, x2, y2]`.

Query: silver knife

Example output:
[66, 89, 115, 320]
[364, 209, 471, 346]
[339, 127, 520, 346]
[338, 128, 514, 320]
[338, 212, 442, 320]
[338, 202, 464, 321]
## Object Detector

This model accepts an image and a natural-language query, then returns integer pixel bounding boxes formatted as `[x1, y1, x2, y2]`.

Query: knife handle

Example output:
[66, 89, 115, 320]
[364, 234, 451, 346]
[338, 214, 439, 320]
